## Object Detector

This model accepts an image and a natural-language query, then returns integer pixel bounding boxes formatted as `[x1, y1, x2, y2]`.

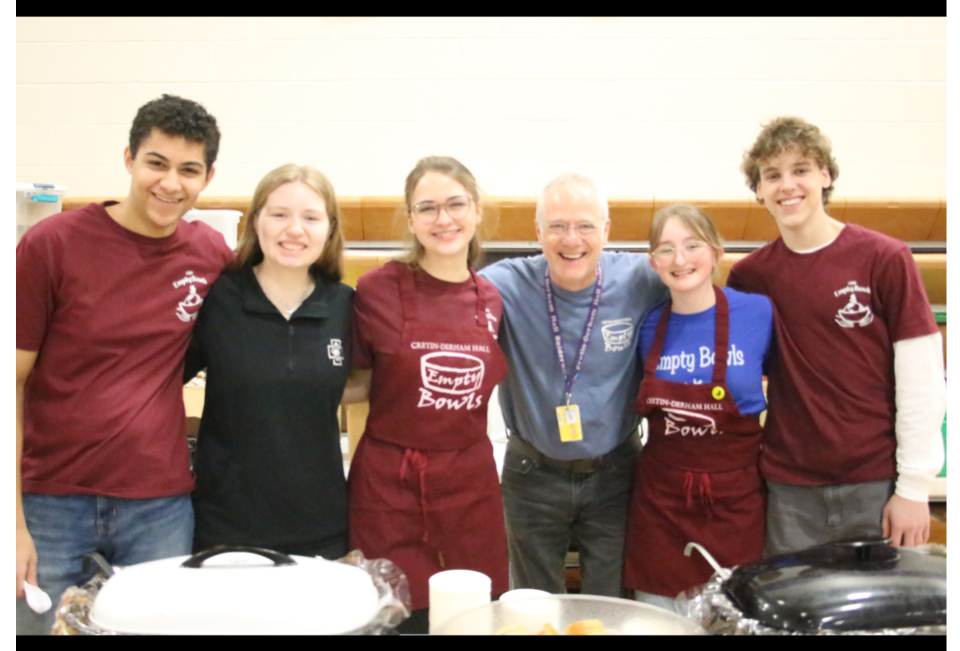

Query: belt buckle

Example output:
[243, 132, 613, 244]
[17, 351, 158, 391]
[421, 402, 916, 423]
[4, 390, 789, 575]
[570, 457, 601, 474]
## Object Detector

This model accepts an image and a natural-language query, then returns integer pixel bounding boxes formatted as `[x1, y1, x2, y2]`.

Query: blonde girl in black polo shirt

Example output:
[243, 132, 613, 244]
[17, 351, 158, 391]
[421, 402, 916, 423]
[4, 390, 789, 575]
[185, 164, 355, 559]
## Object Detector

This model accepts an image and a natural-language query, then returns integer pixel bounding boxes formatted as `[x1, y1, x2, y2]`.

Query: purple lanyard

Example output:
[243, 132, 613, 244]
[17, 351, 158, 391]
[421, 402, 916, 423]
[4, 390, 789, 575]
[544, 263, 603, 406]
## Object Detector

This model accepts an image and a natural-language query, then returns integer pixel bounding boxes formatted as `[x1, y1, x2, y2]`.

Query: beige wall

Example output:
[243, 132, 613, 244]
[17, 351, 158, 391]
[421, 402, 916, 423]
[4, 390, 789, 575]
[16, 17, 946, 199]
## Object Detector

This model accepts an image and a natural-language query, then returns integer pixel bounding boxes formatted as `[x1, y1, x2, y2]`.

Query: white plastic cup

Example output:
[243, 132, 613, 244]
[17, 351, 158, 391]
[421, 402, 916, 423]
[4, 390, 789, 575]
[498, 589, 561, 632]
[428, 570, 492, 634]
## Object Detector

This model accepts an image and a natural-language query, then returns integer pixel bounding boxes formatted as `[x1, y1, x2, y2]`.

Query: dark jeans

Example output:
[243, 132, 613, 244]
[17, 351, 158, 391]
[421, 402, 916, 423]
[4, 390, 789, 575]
[500, 435, 639, 597]
[764, 478, 894, 556]
[16, 493, 194, 635]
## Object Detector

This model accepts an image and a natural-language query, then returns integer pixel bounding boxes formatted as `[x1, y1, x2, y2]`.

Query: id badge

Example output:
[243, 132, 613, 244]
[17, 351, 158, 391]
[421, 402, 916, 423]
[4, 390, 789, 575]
[556, 404, 584, 443]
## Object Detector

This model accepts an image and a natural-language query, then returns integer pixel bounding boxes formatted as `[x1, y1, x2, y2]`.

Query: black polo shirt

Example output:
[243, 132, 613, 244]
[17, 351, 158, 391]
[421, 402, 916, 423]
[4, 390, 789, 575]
[186, 266, 354, 558]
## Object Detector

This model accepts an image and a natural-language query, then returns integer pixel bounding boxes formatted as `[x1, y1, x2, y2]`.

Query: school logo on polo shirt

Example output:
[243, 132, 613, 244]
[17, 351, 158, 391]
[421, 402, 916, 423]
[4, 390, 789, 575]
[833, 280, 874, 328]
[327, 339, 344, 366]
[172, 270, 209, 322]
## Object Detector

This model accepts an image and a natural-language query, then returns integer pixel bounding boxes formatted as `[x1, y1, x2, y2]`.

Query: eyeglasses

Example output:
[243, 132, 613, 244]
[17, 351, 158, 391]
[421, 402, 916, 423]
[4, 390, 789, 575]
[543, 222, 600, 239]
[410, 196, 474, 223]
[651, 241, 710, 261]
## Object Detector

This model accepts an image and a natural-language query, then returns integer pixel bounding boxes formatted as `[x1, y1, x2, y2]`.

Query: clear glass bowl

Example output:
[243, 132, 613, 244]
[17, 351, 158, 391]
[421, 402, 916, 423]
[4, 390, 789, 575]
[432, 594, 704, 635]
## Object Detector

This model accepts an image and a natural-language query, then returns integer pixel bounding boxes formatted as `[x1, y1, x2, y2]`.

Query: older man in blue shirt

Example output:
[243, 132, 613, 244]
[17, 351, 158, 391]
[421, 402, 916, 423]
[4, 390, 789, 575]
[480, 173, 668, 595]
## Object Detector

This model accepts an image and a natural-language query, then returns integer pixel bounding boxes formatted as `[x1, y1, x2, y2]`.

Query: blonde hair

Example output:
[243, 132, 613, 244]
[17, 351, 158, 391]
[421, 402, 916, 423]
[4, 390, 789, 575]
[233, 164, 344, 282]
[397, 156, 485, 269]
[741, 116, 840, 206]
[649, 203, 724, 272]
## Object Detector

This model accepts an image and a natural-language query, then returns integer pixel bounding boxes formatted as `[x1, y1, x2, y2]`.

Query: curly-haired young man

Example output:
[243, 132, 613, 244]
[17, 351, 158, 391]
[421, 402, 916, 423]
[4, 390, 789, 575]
[728, 116, 945, 556]
[16, 95, 234, 634]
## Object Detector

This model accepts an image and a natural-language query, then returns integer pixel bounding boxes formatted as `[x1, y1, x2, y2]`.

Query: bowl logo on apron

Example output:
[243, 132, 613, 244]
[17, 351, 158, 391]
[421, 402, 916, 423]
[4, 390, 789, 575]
[418, 351, 485, 410]
[662, 408, 722, 437]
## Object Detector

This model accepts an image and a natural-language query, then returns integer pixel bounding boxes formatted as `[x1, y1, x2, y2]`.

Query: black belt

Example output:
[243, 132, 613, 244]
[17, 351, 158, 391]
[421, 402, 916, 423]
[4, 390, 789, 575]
[508, 434, 638, 474]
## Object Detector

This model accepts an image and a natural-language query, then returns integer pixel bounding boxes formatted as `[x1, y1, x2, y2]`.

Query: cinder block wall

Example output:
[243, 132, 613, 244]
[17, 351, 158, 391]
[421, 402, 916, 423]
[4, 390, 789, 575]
[16, 17, 946, 198]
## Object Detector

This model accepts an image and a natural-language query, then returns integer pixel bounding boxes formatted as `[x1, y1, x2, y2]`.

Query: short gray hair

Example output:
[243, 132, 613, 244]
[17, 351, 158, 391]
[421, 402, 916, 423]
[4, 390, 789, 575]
[535, 173, 609, 225]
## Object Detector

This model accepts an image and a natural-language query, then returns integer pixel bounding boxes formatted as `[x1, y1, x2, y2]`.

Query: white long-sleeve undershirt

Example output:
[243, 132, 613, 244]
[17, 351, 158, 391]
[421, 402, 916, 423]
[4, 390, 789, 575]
[893, 332, 946, 502]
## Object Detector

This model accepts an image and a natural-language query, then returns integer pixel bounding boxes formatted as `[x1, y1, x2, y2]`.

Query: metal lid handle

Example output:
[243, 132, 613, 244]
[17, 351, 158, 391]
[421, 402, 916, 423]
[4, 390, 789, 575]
[684, 542, 732, 579]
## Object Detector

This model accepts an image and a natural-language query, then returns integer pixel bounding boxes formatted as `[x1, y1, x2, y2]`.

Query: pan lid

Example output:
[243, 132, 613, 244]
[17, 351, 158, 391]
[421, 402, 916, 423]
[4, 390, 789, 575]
[722, 538, 946, 633]
[89, 546, 381, 635]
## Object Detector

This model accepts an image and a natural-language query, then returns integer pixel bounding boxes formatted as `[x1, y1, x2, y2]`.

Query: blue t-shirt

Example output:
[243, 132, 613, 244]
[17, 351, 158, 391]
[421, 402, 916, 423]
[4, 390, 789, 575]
[481, 252, 669, 460]
[637, 287, 773, 416]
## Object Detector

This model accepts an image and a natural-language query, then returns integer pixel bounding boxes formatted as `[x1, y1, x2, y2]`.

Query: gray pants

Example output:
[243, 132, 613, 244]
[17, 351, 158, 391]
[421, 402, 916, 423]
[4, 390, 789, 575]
[500, 436, 639, 597]
[764, 478, 895, 557]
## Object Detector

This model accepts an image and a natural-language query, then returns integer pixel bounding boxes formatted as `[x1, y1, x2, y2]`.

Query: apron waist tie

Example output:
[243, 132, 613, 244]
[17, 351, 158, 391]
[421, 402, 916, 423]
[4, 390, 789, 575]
[683, 471, 715, 516]
[399, 448, 430, 544]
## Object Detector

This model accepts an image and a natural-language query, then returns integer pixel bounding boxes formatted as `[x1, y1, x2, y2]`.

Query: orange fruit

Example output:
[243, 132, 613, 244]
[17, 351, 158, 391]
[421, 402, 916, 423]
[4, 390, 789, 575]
[564, 619, 606, 635]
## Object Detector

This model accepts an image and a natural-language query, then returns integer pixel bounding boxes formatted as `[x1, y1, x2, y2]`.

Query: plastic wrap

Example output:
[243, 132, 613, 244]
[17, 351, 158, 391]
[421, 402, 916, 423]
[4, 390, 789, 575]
[52, 549, 411, 636]
[337, 549, 412, 634]
[676, 544, 946, 636]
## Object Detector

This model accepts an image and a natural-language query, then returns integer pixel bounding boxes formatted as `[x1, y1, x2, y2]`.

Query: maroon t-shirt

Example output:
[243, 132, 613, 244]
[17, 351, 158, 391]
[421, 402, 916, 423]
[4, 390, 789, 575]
[727, 224, 938, 486]
[17, 202, 233, 498]
[352, 260, 503, 365]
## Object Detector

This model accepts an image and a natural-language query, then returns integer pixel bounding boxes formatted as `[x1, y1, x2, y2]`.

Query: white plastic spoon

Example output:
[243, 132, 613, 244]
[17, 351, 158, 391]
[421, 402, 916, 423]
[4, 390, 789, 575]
[23, 581, 53, 614]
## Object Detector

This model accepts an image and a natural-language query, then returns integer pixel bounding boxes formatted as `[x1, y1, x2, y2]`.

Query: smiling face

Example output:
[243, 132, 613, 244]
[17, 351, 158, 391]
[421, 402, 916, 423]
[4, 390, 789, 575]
[536, 183, 610, 292]
[254, 181, 330, 272]
[122, 128, 213, 237]
[756, 148, 832, 234]
[649, 216, 721, 299]
[407, 171, 481, 264]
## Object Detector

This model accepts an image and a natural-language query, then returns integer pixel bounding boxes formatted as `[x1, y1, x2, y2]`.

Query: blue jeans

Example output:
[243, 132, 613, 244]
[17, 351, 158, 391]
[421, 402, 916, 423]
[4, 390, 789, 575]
[500, 436, 639, 597]
[16, 493, 193, 635]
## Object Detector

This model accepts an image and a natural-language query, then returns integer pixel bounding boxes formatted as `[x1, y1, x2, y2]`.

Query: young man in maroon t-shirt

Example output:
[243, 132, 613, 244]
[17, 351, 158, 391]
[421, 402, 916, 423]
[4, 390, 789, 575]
[16, 95, 233, 634]
[727, 116, 945, 556]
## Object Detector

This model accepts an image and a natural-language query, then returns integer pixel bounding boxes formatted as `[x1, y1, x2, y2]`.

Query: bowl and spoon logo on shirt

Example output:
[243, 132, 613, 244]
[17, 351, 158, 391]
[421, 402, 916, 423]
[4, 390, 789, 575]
[833, 281, 875, 328]
[172, 270, 209, 322]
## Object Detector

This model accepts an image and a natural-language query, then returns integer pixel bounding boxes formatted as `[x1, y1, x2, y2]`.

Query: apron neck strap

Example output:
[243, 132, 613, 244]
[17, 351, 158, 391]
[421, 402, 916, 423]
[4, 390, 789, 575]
[644, 285, 731, 384]
[398, 265, 486, 328]
[711, 285, 730, 383]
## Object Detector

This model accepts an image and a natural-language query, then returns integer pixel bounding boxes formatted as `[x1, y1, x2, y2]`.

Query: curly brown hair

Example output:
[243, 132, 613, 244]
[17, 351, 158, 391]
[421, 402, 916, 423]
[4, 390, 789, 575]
[741, 116, 840, 205]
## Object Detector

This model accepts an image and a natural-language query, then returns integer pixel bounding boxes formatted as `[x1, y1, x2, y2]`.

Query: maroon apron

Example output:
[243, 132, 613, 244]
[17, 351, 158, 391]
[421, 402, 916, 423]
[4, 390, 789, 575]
[623, 286, 765, 596]
[348, 267, 509, 610]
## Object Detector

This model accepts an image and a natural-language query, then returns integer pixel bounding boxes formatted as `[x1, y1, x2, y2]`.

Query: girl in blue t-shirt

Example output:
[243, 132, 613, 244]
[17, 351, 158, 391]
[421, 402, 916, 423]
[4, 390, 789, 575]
[623, 204, 773, 609]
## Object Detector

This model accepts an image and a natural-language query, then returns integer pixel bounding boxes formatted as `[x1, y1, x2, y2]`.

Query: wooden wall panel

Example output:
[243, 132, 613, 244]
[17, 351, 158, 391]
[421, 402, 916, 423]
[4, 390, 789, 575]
[346, 403, 369, 461]
[915, 253, 947, 305]
[339, 197, 364, 241]
[56, 197, 948, 244]
[342, 255, 381, 289]
[940, 323, 947, 367]
[490, 198, 537, 241]
[715, 252, 747, 288]
[651, 198, 750, 241]
[928, 202, 946, 240]
[360, 197, 404, 241]
[608, 198, 655, 241]
[741, 201, 781, 242]
[842, 198, 941, 242]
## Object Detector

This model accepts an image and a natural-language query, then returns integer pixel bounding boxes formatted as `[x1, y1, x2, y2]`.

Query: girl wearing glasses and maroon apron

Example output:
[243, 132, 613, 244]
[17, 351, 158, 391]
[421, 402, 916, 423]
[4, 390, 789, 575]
[622, 205, 774, 608]
[346, 157, 508, 629]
